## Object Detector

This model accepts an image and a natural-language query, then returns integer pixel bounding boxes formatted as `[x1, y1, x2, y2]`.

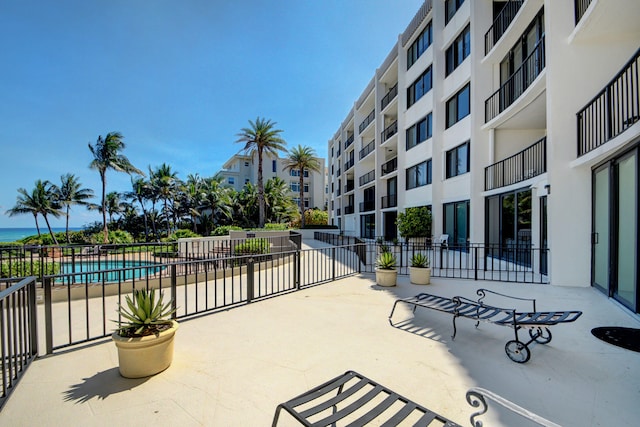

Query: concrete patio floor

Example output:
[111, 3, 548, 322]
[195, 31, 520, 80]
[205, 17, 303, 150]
[2, 262, 640, 426]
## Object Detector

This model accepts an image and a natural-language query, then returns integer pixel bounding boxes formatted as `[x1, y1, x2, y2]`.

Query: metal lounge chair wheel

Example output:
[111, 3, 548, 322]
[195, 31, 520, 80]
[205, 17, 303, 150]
[505, 340, 530, 363]
[529, 327, 552, 344]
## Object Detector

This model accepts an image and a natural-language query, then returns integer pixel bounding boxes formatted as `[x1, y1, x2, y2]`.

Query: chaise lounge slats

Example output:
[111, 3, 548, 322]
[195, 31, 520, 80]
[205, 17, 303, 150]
[298, 378, 370, 418]
[345, 393, 400, 426]
[314, 385, 386, 425]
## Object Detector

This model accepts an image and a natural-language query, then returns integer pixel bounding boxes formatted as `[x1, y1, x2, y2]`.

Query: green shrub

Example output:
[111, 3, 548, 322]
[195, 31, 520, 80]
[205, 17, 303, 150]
[410, 253, 430, 268]
[396, 206, 432, 239]
[211, 225, 243, 236]
[1, 260, 59, 278]
[115, 289, 176, 337]
[263, 223, 289, 231]
[376, 252, 397, 270]
[301, 224, 338, 229]
[90, 230, 134, 245]
[234, 238, 270, 255]
[163, 229, 201, 242]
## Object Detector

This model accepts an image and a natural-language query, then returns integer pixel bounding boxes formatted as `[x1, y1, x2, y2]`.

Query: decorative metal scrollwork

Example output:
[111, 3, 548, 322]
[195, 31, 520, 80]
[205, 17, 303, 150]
[466, 389, 487, 427]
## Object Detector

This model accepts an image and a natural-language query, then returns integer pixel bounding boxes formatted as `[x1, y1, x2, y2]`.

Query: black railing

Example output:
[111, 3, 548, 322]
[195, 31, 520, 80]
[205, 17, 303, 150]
[336, 188, 341, 196]
[359, 200, 376, 212]
[337, 208, 341, 216]
[575, 0, 593, 24]
[381, 120, 398, 142]
[484, 0, 524, 55]
[313, 232, 366, 265]
[577, 48, 640, 157]
[336, 168, 341, 176]
[344, 205, 355, 214]
[345, 158, 355, 171]
[485, 137, 547, 191]
[337, 148, 341, 157]
[359, 140, 375, 160]
[381, 83, 398, 110]
[359, 109, 375, 133]
[359, 169, 375, 186]
[344, 181, 355, 193]
[0, 276, 38, 410]
[381, 157, 398, 176]
[381, 194, 398, 209]
[344, 134, 355, 149]
[485, 37, 546, 123]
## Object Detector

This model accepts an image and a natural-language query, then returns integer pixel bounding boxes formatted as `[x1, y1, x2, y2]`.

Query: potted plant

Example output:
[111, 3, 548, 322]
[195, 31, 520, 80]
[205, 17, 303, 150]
[375, 251, 398, 287]
[409, 253, 431, 285]
[112, 289, 178, 378]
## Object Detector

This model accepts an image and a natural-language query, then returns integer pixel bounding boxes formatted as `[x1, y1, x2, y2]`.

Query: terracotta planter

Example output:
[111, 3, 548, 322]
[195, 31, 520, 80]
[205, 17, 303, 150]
[375, 268, 397, 287]
[112, 320, 178, 378]
[409, 267, 431, 285]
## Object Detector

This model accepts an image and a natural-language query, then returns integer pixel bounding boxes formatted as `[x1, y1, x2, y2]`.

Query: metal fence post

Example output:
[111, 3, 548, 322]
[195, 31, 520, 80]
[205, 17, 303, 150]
[247, 258, 254, 302]
[28, 277, 39, 356]
[295, 250, 301, 290]
[170, 265, 177, 318]
[44, 277, 53, 355]
[332, 247, 336, 282]
[474, 247, 478, 281]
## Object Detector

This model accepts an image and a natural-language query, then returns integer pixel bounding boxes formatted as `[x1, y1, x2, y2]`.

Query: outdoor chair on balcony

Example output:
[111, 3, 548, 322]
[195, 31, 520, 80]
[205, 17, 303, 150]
[272, 370, 561, 426]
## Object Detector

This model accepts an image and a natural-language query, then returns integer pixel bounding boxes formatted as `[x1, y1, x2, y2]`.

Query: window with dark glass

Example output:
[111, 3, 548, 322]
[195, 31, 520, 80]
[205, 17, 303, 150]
[445, 0, 465, 25]
[406, 160, 432, 189]
[407, 21, 433, 69]
[446, 83, 470, 128]
[407, 66, 432, 108]
[446, 141, 470, 178]
[406, 113, 432, 150]
[272, 160, 277, 172]
[445, 25, 471, 76]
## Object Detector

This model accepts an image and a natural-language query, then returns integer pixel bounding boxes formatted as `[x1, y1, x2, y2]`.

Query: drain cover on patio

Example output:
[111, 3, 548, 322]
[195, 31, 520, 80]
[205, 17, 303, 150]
[591, 327, 640, 353]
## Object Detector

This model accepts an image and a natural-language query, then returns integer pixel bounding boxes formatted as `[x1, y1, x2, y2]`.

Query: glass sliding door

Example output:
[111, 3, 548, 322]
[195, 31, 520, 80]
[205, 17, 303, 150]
[592, 165, 610, 292]
[614, 152, 637, 310]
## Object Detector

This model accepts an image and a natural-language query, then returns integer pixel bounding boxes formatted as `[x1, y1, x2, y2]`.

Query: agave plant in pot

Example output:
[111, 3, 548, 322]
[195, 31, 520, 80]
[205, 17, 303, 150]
[409, 252, 431, 285]
[375, 251, 398, 287]
[112, 288, 178, 378]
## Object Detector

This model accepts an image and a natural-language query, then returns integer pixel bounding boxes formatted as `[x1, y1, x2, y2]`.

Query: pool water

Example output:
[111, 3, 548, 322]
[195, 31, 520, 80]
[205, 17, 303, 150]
[57, 260, 166, 283]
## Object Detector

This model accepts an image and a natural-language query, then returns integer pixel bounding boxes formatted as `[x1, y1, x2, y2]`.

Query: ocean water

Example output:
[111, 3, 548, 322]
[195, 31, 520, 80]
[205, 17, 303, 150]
[0, 227, 82, 243]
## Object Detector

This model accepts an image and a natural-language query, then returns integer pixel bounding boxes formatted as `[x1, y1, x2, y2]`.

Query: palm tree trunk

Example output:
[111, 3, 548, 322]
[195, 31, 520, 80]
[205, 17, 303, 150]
[43, 214, 59, 245]
[257, 149, 265, 228]
[32, 213, 42, 238]
[299, 169, 305, 228]
[101, 171, 109, 243]
[65, 206, 71, 244]
[163, 198, 170, 237]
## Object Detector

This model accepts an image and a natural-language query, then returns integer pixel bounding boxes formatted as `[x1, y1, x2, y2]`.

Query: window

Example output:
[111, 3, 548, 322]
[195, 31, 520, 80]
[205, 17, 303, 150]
[407, 66, 432, 108]
[406, 160, 432, 189]
[407, 21, 432, 69]
[304, 183, 309, 193]
[446, 141, 470, 178]
[244, 161, 250, 167]
[446, 83, 470, 128]
[445, 0, 465, 25]
[406, 113, 432, 150]
[228, 177, 235, 185]
[290, 169, 309, 177]
[445, 25, 471, 76]
[293, 197, 309, 208]
[272, 160, 277, 172]
[245, 178, 250, 184]
[290, 182, 300, 192]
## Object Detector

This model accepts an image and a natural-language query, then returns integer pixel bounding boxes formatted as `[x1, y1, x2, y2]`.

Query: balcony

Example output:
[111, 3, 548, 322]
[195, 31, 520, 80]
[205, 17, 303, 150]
[336, 208, 341, 216]
[485, 137, 547, 191]
[336, 188, 341, 196]
[484, 0, 524, 55]
[344, 134, 355, 149]
[485, 37, 545, 123]
[344, 180, 355, 193]
[381, 120, 398, 143]
[577, 47, 640, 157]
[359, 169, 375, 187]
[381, 194, 398, 209]
[381, 157, 398, 176]
[344, 205, 355, 214]
[575, 0, 593, 24]
[381, 83, 398, 110]
[359, 200, 375, 212]
[359, 109, 375, 133]
[359, 140, 375, 160]
[345, 158, 355, 171]
[336, 168, 341, 177]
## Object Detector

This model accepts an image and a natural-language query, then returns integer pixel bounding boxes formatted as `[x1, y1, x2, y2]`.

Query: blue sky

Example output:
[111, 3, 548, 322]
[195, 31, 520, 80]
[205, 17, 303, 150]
[0, 0, 423, 228]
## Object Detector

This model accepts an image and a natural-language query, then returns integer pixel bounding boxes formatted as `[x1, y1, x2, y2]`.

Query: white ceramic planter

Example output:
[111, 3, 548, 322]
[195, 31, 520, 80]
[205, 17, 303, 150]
[112, 320, 179, 378]
[375, 268, 398, 287]
[409, 267, 431, 285]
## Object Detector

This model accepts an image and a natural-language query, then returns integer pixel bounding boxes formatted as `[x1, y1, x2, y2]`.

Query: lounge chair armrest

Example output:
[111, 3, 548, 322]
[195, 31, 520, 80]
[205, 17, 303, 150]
[466, 387, 560, 427]
[476, 288, 537, 312]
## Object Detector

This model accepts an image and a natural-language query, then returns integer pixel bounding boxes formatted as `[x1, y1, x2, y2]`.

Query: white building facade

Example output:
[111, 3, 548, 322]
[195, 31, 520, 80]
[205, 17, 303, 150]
[218, 152, 326, 211]
[328, 0, 640, 313]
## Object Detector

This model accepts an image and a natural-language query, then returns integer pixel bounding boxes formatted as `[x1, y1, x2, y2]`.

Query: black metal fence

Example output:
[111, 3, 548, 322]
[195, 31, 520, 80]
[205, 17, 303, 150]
[381, 83, 398, 110]
[484, 0, 524, 55]
[485, 136, 546, 191]
[359, 109, 375, 133]
[577, 47, 640, 157]
[0, 277, 38, 410]
[359, 140, 375, 160]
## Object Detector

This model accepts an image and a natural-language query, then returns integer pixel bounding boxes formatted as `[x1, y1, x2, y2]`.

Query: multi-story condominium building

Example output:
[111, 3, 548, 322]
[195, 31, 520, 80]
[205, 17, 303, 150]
[217, 152, 326, 211]
[328, 0, 640, 313]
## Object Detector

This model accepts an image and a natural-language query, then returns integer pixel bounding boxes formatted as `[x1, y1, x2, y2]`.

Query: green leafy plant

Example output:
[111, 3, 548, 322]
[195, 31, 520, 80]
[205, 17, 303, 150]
[376, 251, 397, 270]
[410, 253, 430, 268]
[234, 238, 270, 255]
[379, 244, 391, 254]
[396, 206, 432, 239]
[115, 289, 176, 337]
[211, 225, 243, 236]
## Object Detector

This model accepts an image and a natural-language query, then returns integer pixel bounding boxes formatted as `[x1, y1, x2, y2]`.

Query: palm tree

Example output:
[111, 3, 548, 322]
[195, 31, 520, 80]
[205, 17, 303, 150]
[53, 174, 94, 243]
[88, 132, 144, 243]
[6, 186, 44, 238]
[200, 176, 233, 232]
[264, 177, 295, 223]
[236, 117, 287, 228]
[149, 163, 178, 237]
[126, 177, 152, 241]
[282, 145, 322, 227]
[104, 191, 125, 224]
[6, 180, 62, 244]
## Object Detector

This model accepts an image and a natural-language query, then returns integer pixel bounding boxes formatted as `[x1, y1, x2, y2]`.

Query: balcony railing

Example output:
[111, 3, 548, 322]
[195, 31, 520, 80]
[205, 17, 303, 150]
[336, 188, 341, 196]
[344, 181, 355, 193]
[485, 137, 547, 191]
[344, 134, 355, 149]
[484, 0, 524, 55]
[337, 208, 341, 216]
[381, 83, 398, 110]
[485, 37, 546, 123]
[359, 200, 376, 212]
[336, 168, 341, 176]
[345, 158, 355, 171]
[359, 169, 375, 186]
[344, 205, 355, 214]
[575, 0, 593, 24]
[359, 109, 375, 133]
[381, 157, 398, 176]
[381, 194, 398, 209]
[359, 140, 375, 160]
[381, 120, 398, 143]
[577, 47, 640, 157]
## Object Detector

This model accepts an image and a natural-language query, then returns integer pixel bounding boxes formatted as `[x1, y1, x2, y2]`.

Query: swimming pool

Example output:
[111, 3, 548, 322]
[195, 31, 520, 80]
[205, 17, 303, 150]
[57, 260, 167, 283]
